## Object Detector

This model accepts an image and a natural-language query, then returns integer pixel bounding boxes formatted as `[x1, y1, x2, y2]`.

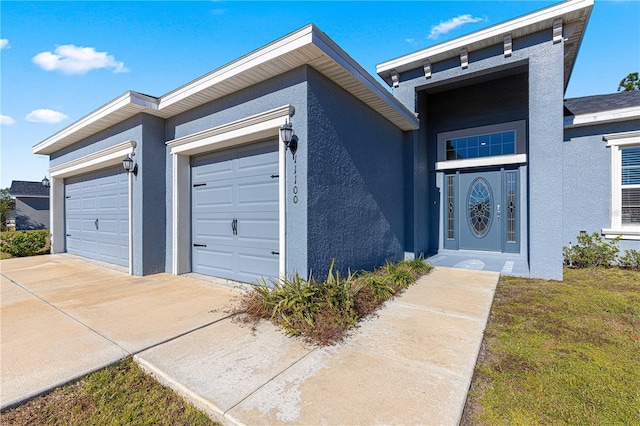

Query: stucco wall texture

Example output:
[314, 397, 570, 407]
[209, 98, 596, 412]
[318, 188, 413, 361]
[306, 68, 405, 278]
[563, 120, 640, 253]
[15, 198, 49, 230]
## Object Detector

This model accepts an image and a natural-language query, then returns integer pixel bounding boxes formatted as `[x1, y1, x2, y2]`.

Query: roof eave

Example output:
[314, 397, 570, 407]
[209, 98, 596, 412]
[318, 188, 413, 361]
[32, 92, 159, 155]
[33, 25, 418, 156]
[376, 0, 594, 89]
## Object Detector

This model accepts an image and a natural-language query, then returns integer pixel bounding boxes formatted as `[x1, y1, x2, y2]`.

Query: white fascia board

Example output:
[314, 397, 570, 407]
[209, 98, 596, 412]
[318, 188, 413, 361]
[167, 105, 292, 156]
[49, 140, 136, 178]
[377, 0, 593, 76]
[310, 29, 419, 131]
[12, 194, 49, 199]
[33, 93, 157, 155]
[159, 26, 316, 110]
[564, 106, 640, 129]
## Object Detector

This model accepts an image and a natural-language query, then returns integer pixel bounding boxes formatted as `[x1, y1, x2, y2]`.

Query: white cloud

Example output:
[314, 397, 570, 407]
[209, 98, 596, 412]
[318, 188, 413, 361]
[25, 109, 69, 123]
[405, 38, 416, 44]
[0, 39, 9, 50]
[428, 14, 485, 40]
[32, 44, 129, 74]
[1, 114, 16, 125]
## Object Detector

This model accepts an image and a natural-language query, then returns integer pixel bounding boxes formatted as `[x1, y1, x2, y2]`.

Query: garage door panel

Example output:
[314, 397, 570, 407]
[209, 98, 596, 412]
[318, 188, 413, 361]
[237, 180, 278, 210]
[65, 166, 128, 267]
[191, 139, 279, 283]
[193, 186, 234, 210]
[193, 218, 236, 242]
[237, 250, 279, 283]
[193, 248, 234, 277]
[194, 213, 278, 247]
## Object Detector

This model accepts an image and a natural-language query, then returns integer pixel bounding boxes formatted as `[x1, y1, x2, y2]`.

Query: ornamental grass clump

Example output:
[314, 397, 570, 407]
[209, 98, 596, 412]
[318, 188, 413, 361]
[234, 258, 432, 345]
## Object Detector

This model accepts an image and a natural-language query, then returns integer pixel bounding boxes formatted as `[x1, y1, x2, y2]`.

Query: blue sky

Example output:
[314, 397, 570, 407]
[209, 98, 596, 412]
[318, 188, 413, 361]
[1, 0, 639, 188]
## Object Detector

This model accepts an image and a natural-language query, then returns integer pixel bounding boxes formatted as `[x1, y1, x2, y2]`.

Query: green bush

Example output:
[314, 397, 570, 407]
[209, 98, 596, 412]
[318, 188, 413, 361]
[563, 232, 620, 268]
[619, 249, 640, 270]
[0, 230, 50, 257]
[235, 258, 433, 345]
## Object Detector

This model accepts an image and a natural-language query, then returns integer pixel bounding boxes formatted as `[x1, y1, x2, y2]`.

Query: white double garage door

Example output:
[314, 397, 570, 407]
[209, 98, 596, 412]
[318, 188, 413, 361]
[64, 139, 279, 283]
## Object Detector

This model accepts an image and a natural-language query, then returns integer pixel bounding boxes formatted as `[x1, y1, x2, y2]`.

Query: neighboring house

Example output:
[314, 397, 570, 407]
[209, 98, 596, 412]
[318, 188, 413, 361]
[6, 210, 16, 230]
[9, 181, 50, 230]
[33, 0, 639, 281]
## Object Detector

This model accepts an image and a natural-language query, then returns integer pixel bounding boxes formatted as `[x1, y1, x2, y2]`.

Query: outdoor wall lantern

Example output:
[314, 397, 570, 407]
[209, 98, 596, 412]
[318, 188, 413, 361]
[122, 155, 138, 176]
[41, 176, 50, 187]
[280, 121, 297, 157]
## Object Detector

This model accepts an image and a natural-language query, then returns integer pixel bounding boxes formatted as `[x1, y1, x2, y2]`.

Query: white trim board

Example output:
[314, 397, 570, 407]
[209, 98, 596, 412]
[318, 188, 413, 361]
[436, 154, 527, 171]
[171, 106, 291, 279]
[49, 141, 137, 178]
[565, 106, 640, 128]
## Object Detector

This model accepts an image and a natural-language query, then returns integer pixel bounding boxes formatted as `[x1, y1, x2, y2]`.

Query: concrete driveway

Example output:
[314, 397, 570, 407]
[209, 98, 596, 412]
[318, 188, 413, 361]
[2, 254, 500, 425]
[0, 255, 239, 411]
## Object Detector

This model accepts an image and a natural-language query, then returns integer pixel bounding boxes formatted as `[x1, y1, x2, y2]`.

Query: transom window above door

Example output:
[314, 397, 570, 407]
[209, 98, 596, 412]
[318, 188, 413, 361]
[436, 120, 527, 171]
[446, 130, 515, 160]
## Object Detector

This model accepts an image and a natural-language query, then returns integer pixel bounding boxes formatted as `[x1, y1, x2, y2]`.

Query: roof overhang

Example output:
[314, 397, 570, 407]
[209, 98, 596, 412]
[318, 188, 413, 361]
[377, 0, 593, 91]
[33, 25, 418, 156]
[564, 106, 640, 129]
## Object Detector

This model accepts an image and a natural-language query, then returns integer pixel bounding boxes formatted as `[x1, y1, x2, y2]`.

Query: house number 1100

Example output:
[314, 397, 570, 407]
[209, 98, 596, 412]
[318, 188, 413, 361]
[293, 152, 298, 204]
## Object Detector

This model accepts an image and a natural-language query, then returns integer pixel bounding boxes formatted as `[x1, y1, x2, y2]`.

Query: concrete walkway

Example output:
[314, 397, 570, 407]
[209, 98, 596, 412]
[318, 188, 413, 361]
[1, 255, 499, 425]
[137, 266, 499, 425]
[0, 255, 239, 410]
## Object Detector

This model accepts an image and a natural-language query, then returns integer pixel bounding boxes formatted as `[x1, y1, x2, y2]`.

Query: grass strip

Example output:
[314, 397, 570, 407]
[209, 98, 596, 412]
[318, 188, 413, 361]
[1, 357, 218, 426]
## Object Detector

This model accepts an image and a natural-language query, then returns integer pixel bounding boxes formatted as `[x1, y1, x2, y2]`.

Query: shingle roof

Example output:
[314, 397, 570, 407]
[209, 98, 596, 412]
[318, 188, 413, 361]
[9, 180, 50, 197]
[564, 91, 640, 116]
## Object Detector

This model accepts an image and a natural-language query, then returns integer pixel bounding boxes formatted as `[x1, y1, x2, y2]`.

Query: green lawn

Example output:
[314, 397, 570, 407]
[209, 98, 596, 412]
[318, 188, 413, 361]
[0, 357, 218, 426]
[463, 267, 640, 425]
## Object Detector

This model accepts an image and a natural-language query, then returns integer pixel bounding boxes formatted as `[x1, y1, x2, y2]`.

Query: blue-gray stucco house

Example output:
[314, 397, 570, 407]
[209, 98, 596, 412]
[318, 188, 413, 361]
[33, 0, 639, 282]
[9, 180, 50, 231]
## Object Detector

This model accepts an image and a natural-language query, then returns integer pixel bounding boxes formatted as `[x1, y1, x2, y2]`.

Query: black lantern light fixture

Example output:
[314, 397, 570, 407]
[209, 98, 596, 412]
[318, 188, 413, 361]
[41, 176, 50, 188]
[280, 121, 297, 157]
[122, 155, 138, 176]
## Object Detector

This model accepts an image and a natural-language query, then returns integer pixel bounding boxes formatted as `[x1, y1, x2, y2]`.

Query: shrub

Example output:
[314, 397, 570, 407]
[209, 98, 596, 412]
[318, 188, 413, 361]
[563, 232, 620, 268]
[234, 258, 433, 345]
[619, 249, 640, 270]
[0, 230, 50, 257]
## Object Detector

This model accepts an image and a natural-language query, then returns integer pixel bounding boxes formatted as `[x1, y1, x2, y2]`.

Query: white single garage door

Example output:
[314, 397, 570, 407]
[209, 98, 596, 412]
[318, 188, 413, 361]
[191, 139, 279, 283]
[65, 166, 129, 267]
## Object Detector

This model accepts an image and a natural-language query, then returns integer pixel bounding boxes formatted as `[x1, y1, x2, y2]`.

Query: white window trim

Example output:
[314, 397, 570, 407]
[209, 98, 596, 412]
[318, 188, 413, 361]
[436, 154, 527, 171]
[48, 140, 137, 274]
[603, 131, 640, 240]
[168, 105, 291, 278]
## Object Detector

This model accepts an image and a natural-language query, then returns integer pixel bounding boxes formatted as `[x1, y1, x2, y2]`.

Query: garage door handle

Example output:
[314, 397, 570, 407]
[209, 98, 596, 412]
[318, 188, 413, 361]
[193, 244, 207, 247]
[271, 251, 279, 255]
[193, 183, 206, 187]
[231, 218, 238, 235]
[95, 219, 99, 230]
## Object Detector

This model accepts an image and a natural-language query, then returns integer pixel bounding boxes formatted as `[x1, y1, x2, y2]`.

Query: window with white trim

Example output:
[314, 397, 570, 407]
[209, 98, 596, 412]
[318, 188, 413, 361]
[621, 147, 640, 225]
[603, 131, 640, 240]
